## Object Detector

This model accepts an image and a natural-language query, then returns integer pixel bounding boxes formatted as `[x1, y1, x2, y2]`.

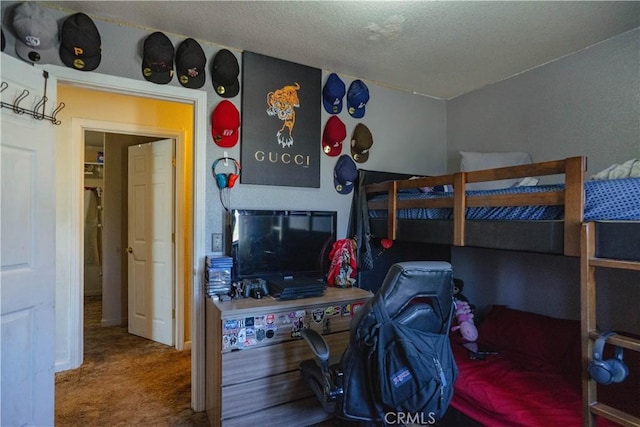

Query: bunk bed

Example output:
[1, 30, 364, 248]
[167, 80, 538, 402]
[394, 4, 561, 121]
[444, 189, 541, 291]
[355, 157, 640, 425]
[363, 156, 640, 258]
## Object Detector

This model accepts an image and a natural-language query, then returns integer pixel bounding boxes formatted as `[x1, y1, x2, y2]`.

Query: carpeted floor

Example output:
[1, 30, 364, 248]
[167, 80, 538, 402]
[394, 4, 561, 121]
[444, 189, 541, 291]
[55, 295, 209, 426]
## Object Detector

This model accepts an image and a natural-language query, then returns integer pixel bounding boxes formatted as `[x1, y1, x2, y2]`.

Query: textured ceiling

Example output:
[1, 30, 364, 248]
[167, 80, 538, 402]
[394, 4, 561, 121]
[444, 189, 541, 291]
[50, 1, 640, 99]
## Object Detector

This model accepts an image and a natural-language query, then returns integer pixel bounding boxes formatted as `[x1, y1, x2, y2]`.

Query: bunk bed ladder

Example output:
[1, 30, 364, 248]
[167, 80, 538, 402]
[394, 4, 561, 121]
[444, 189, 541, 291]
[581, 222, 640, 427]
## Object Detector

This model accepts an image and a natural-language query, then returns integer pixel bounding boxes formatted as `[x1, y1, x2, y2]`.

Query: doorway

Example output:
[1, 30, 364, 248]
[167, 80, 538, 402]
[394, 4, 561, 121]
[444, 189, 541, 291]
[53, 74, 206, 410]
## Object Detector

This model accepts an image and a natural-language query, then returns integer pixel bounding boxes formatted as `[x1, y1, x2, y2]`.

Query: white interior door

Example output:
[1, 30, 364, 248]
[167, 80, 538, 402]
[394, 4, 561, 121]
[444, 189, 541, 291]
[1, 55, 56, 426]
[127, 139, 174, 345]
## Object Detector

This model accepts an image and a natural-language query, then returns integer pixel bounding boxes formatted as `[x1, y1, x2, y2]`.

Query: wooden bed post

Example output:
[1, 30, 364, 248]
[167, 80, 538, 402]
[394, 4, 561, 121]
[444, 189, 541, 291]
[580, 222, 598, 426]
[564, 156, 586, 256]
[453, 172, 466, 247]
[388, 181, 398, 240]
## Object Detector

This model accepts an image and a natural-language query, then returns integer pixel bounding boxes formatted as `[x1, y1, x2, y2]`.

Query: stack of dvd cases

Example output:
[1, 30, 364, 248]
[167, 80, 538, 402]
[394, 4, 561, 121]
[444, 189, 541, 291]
[204, 255, 233, 297]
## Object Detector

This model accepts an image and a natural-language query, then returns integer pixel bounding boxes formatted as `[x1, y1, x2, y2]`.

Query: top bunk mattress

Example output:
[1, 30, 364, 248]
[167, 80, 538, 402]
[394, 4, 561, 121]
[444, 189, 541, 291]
[369, 177, 640, 221]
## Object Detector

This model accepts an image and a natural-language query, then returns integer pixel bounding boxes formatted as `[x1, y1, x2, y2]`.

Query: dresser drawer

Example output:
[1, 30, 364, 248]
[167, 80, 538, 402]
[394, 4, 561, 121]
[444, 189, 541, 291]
[222, 330, 349, 385]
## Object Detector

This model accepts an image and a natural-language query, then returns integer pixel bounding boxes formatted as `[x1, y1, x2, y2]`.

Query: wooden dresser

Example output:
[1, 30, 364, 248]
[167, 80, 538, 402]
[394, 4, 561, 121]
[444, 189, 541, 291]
[205, 287, 372, 427]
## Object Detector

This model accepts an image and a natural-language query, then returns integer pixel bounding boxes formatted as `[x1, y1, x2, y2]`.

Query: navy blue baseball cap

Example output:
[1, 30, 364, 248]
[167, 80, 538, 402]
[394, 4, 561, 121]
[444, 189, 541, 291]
[334, 155, 358, 194]
[322, 73, 346, 114]
[347, 79, 370, 119]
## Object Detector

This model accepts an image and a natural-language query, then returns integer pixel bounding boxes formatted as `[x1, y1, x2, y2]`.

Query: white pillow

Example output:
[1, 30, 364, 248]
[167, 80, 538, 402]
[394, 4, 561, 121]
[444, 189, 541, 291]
[460, 151, 532, 190]
[590, 158, 640, 180]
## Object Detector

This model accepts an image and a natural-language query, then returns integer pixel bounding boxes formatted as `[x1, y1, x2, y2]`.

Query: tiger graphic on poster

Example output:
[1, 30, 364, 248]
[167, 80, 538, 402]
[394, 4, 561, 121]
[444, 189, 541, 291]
[266, 82, 300, 147]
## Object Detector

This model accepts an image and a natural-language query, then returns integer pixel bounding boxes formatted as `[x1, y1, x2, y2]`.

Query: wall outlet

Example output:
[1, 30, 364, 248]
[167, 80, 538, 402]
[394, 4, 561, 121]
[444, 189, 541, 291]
[212, 233, 223, 253]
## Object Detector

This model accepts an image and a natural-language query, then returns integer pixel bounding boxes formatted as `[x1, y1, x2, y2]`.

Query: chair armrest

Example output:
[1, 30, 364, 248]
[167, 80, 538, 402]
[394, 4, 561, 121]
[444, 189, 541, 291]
[301, 328, 330, 362]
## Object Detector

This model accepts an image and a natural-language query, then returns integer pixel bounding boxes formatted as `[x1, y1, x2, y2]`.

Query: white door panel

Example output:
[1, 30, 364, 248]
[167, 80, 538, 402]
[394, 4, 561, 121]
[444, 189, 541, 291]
[1, 55, 56, 426]
[127, 139, 174, 345]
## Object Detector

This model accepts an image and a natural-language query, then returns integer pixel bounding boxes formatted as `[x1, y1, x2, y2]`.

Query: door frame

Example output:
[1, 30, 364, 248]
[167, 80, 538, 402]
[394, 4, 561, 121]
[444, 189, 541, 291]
[77, 124, 182, 344]
[45, 64, 207, 412]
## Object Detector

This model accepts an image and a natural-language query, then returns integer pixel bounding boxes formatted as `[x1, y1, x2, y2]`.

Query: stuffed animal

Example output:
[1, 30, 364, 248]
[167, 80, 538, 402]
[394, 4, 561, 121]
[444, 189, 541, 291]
[452, 299, 479, 342]
[453, 278, 473, 307]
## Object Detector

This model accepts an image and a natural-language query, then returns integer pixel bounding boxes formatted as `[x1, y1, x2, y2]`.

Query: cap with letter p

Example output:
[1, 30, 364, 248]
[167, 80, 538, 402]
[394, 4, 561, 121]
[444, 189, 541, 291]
[59, 12, 102, 71]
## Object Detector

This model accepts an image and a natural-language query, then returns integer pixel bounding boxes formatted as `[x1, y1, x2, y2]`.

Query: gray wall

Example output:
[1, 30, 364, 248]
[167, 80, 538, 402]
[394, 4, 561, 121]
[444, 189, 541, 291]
[448, 30, 640, 333]
[447, 29, 640, 177]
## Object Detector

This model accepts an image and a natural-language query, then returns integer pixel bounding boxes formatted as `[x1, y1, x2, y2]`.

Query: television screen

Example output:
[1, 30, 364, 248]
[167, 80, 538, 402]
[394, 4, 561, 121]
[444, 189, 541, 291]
[229, 210, 337, 281]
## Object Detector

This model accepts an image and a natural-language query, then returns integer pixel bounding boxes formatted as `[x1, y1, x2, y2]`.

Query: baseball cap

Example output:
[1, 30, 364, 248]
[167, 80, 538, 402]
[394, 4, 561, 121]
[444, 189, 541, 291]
[211, 49, 239, 98]
[12, 2, 59, 64]
[59, 13, 102, 71]
[175, 38, 206, 89]
[333, 155, 358, 195]
[350, 123, 373, 163]
[322, 116, 346, 157]
[322, 73, 345, 114]
[347, 80, 370, 119]
[142, 32, 174, 84]
[211, 100, 240, 147]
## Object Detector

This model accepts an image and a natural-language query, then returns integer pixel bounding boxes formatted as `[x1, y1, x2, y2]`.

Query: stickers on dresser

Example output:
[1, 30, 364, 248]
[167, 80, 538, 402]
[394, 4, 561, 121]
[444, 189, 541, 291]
[221, 302, 365, 352]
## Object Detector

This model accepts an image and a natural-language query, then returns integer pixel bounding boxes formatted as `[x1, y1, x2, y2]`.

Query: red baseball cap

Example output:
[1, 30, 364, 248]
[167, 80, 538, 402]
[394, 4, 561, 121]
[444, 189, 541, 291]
[322, 116, 346, 157]
[211, 100, 240, 147]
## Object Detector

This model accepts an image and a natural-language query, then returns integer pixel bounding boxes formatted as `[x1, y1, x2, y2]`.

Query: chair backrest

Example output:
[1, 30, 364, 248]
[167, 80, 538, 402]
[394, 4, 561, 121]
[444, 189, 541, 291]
[338, 261, 454, 421]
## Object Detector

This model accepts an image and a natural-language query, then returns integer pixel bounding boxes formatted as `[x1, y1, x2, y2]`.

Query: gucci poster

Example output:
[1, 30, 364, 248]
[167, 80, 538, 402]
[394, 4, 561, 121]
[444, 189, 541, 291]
[241, 51, 321, 187]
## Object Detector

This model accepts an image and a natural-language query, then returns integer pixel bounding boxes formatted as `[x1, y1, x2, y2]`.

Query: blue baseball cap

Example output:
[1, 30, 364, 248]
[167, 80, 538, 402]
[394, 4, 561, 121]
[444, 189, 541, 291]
[347, 80, 370, 119]
[334, 155, 358, 194]
[322, 73, 346, 114]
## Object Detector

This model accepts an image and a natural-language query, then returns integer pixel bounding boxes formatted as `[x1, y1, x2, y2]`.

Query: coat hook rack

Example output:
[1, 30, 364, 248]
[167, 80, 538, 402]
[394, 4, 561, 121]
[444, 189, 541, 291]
[0, 71, 65, 125]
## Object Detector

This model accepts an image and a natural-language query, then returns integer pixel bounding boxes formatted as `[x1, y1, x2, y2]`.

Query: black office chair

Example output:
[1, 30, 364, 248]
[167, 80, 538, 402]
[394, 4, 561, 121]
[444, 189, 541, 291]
[300, 261, 456, 424]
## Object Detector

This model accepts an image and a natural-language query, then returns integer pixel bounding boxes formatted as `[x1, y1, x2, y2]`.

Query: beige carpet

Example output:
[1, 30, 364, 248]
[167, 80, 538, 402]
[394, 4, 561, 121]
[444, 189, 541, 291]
[55, 296, 209, 426]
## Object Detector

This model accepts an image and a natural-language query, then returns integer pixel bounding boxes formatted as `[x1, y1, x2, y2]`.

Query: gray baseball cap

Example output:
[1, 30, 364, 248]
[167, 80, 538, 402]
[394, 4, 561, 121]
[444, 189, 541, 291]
[13, 2, 60, 64]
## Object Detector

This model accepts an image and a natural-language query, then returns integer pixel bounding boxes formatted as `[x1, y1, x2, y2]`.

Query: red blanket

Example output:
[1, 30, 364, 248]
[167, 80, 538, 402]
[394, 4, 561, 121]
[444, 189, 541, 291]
[450, 306, 639, 426]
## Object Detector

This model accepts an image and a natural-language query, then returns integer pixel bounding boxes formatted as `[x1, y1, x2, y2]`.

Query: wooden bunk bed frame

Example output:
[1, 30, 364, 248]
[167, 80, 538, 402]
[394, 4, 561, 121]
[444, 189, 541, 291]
[364, 156, 586, 256]
[581, 221, 640, 427]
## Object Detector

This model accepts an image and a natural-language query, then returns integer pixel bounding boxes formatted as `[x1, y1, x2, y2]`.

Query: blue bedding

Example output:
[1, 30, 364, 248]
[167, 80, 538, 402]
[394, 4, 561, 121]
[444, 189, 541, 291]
[369, 177, 640, 221]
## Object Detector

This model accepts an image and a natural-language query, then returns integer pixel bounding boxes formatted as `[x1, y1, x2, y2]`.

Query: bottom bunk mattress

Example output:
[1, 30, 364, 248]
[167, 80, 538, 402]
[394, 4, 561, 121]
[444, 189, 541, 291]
[450, 306, 640, 427]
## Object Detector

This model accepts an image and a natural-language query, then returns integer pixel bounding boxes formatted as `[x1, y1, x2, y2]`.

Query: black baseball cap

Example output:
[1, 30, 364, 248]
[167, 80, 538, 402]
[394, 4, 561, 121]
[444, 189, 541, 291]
[211, 49, 239, 98]
[142, 32, 174, 84]
[175, 38, 206, 89]
[59, 13, 102, 71]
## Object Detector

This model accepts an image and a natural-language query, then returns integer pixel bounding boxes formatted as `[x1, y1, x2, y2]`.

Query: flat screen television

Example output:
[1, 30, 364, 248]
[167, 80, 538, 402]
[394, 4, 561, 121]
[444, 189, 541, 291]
[228, 209, 337, 281]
